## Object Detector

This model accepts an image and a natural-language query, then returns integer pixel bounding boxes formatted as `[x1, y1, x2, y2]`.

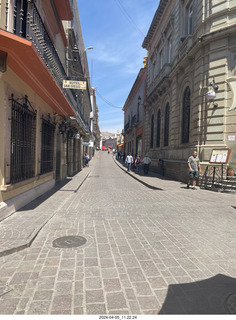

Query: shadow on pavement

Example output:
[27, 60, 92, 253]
[115, 158, 170, 180]
[159, 274, 236, 314]
[20, 178, 72, 211]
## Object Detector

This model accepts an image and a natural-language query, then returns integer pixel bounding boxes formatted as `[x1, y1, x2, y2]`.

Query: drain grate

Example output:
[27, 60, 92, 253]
[225, 293, 236, 314]
[52, 235, 87, 248]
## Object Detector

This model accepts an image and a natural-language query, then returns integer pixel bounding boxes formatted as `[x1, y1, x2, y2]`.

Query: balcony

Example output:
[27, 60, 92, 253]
[147, 63, 171, 98]
[1, 0, 89, 133]
[178, 35, 193, 60]
[131, 115, 137, 126]
[124, 122, 130, 132]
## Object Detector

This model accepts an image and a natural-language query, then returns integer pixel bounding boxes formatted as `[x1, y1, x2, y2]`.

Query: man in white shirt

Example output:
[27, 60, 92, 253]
[125, 153, 133, 172]
[142, 156, 151, 174]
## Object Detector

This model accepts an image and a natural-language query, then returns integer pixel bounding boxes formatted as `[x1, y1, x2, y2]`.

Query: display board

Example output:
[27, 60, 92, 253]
[209, 148, 231, 164]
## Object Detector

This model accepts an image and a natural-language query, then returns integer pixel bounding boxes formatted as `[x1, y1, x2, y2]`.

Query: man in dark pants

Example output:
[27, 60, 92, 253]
[187, 151, 201, 190]
[142, 155, 151, 174]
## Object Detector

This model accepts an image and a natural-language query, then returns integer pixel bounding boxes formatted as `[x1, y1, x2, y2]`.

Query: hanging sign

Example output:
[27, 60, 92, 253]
[63, 80, 86, 90]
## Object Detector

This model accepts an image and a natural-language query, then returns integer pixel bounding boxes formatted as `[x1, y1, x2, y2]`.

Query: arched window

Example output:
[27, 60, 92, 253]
[164, 103, 170, 147]
[156, 109, 161, 148]
[182, 87, 191, 144]
[150, 115, 154, 148]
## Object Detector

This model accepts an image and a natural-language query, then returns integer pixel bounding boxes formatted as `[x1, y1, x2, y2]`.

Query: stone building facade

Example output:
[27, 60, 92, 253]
[142, 0, 236, 182]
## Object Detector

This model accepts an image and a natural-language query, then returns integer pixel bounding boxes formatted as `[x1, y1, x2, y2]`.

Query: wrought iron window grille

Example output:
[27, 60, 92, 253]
[41, 117, 55, 174]
[9, 94, 37, 114]
[9, 93, 37, 184]
[40, 113, 56, 128]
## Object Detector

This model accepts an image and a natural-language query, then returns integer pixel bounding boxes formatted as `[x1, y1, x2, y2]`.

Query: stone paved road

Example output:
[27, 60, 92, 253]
[0, 152, 236, 315]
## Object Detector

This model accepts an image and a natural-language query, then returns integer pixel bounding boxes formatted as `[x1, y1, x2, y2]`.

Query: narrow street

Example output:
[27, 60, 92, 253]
[0, 151, 236, 315]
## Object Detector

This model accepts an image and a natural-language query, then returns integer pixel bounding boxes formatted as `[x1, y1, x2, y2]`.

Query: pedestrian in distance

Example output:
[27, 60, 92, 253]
[142, 155, 151, 174]
[187, 150, 201, 190]
[84, 153, 89, 167]
[125, 153, 133, 172]
[132, 155, 137, 172]
[123, 152, 126, 163]
[135, 155, 142, 174]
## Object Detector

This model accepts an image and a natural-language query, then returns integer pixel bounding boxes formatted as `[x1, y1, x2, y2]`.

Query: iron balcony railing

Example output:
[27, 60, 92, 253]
[131, 115, 137, 126]
[4, 0, 89, 134]
[124, 121, 130, 132]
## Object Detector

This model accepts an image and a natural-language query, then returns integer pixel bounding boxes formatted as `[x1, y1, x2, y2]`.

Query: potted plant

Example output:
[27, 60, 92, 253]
[227, 164, 235, 177]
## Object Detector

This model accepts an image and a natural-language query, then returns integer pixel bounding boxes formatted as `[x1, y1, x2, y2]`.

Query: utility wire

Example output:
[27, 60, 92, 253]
[96, 89, 122, 109]
[113, 0, 145, 38]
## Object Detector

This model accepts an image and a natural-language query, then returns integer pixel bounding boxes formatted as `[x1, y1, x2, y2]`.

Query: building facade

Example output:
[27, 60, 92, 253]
[123, 67, 146, 157]
[142, 0, 236, 181]
[0, 0, 94, 219]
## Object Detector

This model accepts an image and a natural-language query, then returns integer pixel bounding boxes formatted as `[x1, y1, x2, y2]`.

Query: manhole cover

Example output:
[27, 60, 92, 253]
[225, 293, 236, 314]
[52, 236, 87, 248]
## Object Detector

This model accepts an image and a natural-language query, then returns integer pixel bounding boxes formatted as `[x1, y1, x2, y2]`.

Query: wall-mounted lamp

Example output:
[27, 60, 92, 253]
[85, 47, 94, 52]
[58, 122, 67, 134]
[209, 77, 218, 91]
[138, 96, 141, 103]
[206, 77, 218, 107]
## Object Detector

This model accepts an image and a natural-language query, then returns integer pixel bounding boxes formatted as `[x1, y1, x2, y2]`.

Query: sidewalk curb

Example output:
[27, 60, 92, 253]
[113, 157, 163, 191]
[0, 164, 93, 258]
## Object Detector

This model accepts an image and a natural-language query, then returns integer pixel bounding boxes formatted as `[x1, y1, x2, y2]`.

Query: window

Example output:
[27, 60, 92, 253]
[159, 49, 163, 70]
[167, 37, 172, 63]
[10, 95, 36, 184]
[187, 5, 193, 35]
[137, 97, 141, 123]
[164, 103, 170, 147]
[41, 118, 55, 174]
[150, 115, 154, 148]
[182, 87, 191, 144]
[156, 110, 161, 148]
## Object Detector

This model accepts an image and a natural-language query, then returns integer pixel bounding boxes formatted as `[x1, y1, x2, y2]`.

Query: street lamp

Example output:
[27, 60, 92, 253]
[85, 46, 93, 51]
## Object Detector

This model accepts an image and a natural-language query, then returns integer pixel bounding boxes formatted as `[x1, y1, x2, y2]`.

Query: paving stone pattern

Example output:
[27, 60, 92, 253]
[0, 152, 236, 314]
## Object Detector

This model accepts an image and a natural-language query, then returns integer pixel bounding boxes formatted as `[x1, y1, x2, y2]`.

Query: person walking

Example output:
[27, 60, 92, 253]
[125, 153, 133, 172]
[187, 150, 201, 190]
[142, 155, 151, 174]
[135, 155, 142, 174]
[132, 155, 137, 172]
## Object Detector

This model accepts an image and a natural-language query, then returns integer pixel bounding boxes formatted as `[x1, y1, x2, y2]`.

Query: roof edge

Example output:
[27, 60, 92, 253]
[142, 0, 169, 49]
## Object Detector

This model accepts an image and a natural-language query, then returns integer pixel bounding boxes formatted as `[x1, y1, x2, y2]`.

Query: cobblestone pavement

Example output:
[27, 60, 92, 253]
[0, 152, 236, 315]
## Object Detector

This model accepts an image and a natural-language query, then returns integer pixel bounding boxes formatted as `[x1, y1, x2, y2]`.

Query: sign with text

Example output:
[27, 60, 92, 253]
[209, 148, 231, 164]
[63, 80, 86, 90]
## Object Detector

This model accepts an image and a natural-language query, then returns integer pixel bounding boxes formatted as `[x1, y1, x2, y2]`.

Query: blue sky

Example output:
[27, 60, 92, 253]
[77, 0, 158, 134]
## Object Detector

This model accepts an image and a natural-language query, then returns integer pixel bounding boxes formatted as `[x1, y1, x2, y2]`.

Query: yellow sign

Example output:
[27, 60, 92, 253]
[63, 80, 86, 90]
